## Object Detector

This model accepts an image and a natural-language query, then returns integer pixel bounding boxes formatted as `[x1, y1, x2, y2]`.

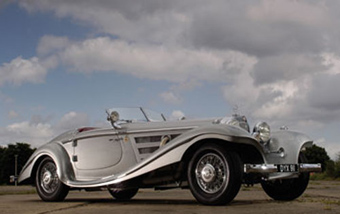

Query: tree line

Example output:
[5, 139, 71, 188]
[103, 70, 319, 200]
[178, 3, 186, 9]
[0, 142, 339, 185]
[303, 144, 340, 179]
[0, 143, 35, 185]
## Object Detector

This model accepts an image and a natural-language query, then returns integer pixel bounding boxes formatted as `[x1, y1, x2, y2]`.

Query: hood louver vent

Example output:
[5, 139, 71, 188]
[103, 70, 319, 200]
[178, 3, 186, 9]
[134, 135, 179, 160]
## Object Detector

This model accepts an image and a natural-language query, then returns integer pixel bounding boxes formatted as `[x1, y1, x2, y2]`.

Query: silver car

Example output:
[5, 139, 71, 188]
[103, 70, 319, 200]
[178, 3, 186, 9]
[18, 107, 321, 205]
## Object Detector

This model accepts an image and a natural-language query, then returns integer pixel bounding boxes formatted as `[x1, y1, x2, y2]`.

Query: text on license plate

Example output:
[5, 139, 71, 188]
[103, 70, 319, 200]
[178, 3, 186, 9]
[276, 164, 299, 172]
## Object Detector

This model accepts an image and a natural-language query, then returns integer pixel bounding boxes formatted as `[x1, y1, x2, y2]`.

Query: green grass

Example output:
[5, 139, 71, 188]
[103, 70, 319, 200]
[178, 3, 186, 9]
[0, 185, 36, 195]
[0, 190, 36, 195]
[310, 173, 340, 181]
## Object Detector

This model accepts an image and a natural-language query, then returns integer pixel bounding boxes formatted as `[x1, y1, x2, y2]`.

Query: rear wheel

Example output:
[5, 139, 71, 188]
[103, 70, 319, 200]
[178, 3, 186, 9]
[108, 188, 139, 201]
[261, 153, 309, 201]
[35, 157, 69, 201]
[187, 144, 242, 205]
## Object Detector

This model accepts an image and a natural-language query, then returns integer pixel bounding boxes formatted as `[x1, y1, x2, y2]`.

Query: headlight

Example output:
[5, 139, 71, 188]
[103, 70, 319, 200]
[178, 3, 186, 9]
[253, 122, 271, 144]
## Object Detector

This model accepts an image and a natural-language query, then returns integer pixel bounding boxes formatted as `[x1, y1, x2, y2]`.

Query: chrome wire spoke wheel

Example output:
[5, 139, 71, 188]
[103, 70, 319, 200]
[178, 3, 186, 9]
[35, 157, 69, 202]
[195, 153, 229, 194]
[187, 144, 242, 205]
[40, 162, 59, 194]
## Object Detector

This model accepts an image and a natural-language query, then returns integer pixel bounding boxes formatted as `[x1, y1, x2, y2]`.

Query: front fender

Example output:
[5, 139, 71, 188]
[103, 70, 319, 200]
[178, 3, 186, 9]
[264, 130, 313, 164]
[18, 142, 75, 185]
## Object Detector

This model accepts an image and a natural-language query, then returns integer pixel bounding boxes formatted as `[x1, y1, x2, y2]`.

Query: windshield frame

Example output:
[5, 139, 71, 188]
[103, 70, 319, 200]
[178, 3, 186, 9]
[107, 107, 166, 123]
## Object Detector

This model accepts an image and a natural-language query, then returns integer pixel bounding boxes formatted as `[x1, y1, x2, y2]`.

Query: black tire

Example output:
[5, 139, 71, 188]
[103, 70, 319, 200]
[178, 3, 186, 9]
[35, 157, 69, 202]
[108, 188, 139, 201]
[261, 153, 310, 201]
[187, 143, 242, 205]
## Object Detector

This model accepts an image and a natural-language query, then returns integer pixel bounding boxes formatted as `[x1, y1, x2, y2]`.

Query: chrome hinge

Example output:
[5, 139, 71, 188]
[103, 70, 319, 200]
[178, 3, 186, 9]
[72, 140, 77, 147]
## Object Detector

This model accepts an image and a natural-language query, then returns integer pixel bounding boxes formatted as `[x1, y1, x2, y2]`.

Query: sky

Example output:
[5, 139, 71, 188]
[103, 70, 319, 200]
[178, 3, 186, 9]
[1, 0, 340, 159]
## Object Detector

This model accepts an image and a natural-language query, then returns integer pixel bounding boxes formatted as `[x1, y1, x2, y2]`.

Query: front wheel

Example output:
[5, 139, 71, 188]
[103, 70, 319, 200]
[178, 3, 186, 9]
[187, 144, 242, 205]
[108, 188, 139, 201]
[35, 157, 69, 201]
[261, 172, 309, 200]
[261, 153, 310, 201]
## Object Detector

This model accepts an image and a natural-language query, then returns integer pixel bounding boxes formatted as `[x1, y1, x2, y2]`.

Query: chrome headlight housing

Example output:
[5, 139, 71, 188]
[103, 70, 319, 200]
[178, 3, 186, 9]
[253, 122, 271, 145]
[108, 111, 120, 123]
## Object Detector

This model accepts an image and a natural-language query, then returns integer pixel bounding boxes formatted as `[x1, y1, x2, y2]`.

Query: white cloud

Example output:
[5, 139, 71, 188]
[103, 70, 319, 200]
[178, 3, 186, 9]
[5, 121, 53, 146]
[252, 81, 300, 120]
[19, 1, 332, 55]
[11, 1, 340, 123]
[7, 122, 52, 139]
[307, 73, 340, 111]
[219, 49, 340, 129]
[169, 110, 186, 121]
[247, 0, 329, 27]
[37, 35, 72, 56]
[55, 111, 90, 132]
[56, 37, 255, 84]
[17, 0, 340, 56]
[322, 52, 340, 75]
[19, 0, 191, 45]
[160, 91, 182, 105]
[315, 138, 340, 160]
[0, 56, 48, 86]
[8, 0, 340, 158]
[222, 67, 260, 115]
[8, 110, 19, 119]
[0, 111, 90, 148]
[252, 54, 327, 85]
[0, 91, 14, 104]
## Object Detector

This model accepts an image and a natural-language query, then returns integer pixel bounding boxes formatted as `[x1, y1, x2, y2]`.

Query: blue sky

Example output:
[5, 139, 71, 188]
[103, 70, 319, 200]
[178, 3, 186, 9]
[1, 0, 340, 159]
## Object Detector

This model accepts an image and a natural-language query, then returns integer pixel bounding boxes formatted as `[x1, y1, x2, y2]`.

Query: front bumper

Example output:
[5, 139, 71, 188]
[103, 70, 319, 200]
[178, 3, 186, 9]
[244, 163, 322, 174]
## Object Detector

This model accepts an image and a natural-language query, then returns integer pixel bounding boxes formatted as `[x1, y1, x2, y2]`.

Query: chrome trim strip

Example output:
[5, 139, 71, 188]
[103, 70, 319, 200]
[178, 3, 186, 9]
[121, 126, 196, 134]
[299, 163, 322, 172]
[244, 164, 277, 173]
[61, 126, 196, 144]
[244, 163, 322, 173]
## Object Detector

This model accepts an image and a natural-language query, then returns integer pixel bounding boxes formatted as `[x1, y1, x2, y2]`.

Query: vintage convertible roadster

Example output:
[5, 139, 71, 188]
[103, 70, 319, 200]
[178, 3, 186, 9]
[18, 107, 321, 205]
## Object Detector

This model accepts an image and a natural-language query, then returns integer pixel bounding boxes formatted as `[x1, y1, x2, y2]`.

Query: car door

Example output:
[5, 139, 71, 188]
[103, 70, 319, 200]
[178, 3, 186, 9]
[73, 135, 122, 171]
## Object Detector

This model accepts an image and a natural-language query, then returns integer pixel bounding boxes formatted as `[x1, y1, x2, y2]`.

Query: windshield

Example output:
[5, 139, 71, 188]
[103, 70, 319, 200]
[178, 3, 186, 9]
[107, 107, 166, 122]
[143, 108, 166, 121]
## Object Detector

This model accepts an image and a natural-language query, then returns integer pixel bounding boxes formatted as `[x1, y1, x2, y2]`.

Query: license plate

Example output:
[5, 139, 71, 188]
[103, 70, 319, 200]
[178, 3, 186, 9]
[276, 164, 299, 172]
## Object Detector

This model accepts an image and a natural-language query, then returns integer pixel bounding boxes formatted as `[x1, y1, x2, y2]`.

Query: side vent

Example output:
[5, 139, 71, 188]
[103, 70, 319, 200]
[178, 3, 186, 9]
[134, 134, 179, 160]
[135, 136, 162, 144]
[138, 147, 159, 154]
